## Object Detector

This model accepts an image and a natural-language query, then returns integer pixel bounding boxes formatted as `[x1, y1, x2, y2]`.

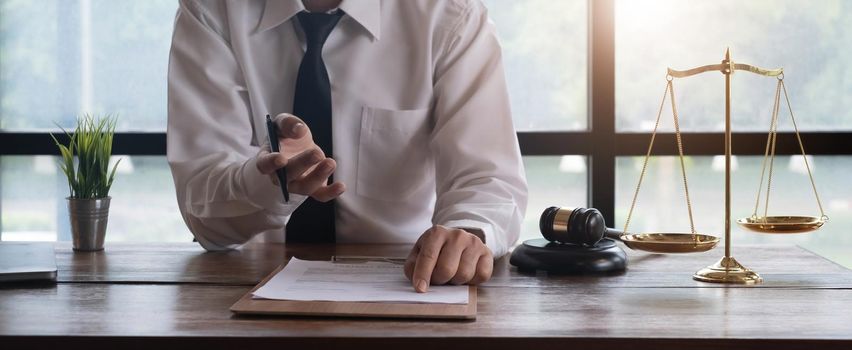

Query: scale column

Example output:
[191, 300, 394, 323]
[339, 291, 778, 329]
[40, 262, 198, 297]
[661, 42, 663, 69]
[725, 47, 732, 260]
[692, 48, 762, 284]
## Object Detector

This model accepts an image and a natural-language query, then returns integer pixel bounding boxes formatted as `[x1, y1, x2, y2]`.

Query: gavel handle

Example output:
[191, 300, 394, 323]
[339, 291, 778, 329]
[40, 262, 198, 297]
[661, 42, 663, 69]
[604, 228, 624, 241]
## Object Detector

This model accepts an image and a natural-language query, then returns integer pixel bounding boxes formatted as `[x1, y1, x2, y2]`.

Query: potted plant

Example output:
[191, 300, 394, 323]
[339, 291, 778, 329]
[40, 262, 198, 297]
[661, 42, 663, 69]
[51, 115, 120, 251]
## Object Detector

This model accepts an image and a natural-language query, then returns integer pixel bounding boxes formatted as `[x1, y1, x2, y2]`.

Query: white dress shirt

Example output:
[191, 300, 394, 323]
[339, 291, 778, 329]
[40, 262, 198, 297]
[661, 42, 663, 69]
[167, 0, 528, 257]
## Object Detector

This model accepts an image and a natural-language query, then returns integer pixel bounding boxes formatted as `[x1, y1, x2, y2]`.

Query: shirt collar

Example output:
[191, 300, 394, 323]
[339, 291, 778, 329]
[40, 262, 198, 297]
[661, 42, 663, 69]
[257, 0, 381, 40]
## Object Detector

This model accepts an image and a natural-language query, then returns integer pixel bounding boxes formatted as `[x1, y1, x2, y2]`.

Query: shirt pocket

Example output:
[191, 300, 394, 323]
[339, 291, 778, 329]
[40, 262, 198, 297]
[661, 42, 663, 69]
[356, 106, 434, 201]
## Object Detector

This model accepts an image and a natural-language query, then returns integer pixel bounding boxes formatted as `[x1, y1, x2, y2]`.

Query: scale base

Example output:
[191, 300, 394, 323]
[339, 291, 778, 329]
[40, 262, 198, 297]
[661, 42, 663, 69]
[509, 238, 627, 274]
[693, 256, 762, 284]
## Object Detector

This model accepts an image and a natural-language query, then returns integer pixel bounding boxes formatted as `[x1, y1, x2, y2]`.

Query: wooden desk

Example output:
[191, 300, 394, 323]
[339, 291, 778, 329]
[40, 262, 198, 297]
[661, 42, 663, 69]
[2, 243, 851, 349]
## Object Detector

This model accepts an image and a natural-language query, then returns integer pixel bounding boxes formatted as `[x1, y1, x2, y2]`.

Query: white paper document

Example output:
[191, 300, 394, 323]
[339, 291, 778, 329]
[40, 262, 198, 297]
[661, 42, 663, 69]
[252, 258, 469, 304]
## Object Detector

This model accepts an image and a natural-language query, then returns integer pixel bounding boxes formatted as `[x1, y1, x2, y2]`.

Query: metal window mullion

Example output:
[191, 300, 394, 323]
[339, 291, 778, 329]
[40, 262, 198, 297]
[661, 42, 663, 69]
[588, 0, 617, 225]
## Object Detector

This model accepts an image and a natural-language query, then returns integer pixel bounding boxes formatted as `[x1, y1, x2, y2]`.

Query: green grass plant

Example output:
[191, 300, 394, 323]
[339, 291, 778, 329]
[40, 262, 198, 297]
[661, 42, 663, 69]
[51, 115, 120, 199]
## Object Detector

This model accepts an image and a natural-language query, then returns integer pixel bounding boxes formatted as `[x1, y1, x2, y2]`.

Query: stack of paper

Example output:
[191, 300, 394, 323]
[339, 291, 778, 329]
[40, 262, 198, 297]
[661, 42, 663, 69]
[252, 258, 469, 304]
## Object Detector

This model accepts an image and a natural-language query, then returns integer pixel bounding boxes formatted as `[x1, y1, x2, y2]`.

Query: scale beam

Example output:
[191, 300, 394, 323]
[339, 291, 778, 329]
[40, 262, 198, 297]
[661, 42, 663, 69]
[667, 63, 783, 78]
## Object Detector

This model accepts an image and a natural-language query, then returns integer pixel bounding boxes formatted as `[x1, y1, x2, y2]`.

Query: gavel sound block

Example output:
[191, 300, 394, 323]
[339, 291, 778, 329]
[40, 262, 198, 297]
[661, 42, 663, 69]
[510, 207, 627, 274]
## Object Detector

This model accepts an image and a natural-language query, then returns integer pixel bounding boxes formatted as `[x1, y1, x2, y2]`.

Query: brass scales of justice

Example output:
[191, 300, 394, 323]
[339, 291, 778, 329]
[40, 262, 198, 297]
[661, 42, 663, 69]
[619, 48, 828, 284]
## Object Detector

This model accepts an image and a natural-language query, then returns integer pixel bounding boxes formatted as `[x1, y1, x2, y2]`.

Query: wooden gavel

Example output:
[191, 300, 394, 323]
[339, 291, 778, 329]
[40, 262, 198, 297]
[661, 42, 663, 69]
[539, 207, 623, 246]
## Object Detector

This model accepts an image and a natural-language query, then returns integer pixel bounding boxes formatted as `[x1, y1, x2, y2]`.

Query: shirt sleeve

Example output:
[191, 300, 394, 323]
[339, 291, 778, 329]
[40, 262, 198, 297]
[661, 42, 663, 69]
[430, 1, 529, 258]
[167, 0, 303, 251]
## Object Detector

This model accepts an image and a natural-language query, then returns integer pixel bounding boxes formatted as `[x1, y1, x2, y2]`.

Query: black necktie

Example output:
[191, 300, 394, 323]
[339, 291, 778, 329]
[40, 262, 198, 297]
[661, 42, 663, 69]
[286, 11, 343, 243]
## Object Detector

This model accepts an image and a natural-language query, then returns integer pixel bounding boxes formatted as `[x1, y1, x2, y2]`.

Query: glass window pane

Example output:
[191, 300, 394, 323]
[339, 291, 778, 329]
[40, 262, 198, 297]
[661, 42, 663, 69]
[1, 156, 190, 242]
[615, 0, 852, 132]
[484, 0, 588, 131]
[616, 156, 852, 267]
[0, 0, 177, 131]
[2, 155, 579, 245]
[521, 156, 587, 242]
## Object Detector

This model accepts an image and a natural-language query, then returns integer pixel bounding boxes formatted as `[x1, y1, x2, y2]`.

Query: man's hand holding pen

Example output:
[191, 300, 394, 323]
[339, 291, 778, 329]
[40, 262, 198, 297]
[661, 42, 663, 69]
[256, 113, 346, 202]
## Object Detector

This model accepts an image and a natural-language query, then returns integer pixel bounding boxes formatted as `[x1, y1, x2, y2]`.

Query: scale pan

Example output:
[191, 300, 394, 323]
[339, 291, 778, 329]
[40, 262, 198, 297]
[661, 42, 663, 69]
[620, 233, 719, 254]
[737, 216, 825, 234]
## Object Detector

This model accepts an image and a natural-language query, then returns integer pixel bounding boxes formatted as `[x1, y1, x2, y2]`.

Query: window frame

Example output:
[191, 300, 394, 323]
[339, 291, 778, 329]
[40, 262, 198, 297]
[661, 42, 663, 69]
[1, 0, 850, 230]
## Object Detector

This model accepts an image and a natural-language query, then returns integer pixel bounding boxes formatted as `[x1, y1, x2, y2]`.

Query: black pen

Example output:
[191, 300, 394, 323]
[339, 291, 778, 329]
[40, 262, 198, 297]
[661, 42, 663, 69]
[266, 115, 289, 202]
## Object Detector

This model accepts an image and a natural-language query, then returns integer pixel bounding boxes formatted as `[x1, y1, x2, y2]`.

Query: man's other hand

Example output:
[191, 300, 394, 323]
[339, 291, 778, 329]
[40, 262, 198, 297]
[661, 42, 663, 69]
[256, 113, 345, 202]
[404, 225, 493, 293]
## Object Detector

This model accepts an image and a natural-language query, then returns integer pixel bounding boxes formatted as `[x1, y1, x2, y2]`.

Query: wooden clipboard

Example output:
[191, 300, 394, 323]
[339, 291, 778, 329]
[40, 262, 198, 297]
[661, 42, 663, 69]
[230, 264, 477, 320]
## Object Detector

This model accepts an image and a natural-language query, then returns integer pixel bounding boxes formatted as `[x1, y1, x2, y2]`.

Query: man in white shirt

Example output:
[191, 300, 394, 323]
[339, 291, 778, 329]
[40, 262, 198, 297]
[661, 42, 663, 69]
[167, 0, 527, 292]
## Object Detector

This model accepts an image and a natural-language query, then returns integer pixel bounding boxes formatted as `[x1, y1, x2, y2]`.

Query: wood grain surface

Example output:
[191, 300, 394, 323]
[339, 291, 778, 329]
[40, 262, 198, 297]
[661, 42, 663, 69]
[54, 243, 852, 288]
[1, 242, 850, 350]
